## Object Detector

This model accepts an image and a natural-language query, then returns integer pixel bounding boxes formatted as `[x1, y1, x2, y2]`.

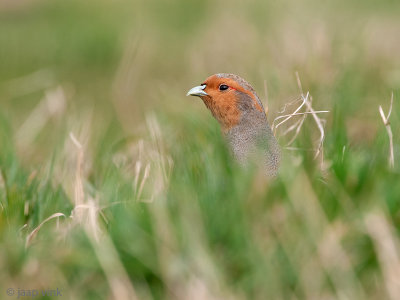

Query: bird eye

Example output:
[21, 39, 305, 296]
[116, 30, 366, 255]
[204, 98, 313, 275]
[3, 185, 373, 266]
[219, 84, 229, 91]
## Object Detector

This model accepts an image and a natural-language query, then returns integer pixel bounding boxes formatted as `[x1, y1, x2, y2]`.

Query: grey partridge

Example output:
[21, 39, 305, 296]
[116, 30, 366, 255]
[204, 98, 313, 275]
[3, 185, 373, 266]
[187, 73, 280, 176]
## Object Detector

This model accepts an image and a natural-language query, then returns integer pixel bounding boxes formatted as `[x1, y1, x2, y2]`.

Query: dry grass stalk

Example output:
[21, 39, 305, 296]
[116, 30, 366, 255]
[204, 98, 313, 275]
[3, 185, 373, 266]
[69, 132, 85, 222]
[146, 114, 174, 199]
[133, 160, 151, 201]
[274, 110, 329, 124]
[25, 212, 66, 248]
[295, 72, 327, 159]
[307, 95, 326, 160]
[285, 115, 307, 146]
[0, 168, 6, 202]
[69, 133, 141, 299]
[283, 147, 316, 151]
[2, 69, 54, 97]
[0, 169, 4, 185]
[69, 133, 104, 241]
[94, 237, 141, 300]
[365, 211, 400, 300]
[379, 92, 395, 169]
[272, 72, 328, 164]
[277, 96, 303, 114]
[272, 92, 309, 133]
[137, 163, 151, 200]
[133, 161, 142, 193]
[24, 201, 29, 216]
[19, 223, 28, 235]
[285, 169, 365, 299]
[16, 86, 66, 150]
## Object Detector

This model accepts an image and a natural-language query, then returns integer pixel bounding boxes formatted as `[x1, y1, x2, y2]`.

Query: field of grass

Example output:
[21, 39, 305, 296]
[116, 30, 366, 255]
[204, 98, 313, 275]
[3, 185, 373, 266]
[1, 0, 400, 299]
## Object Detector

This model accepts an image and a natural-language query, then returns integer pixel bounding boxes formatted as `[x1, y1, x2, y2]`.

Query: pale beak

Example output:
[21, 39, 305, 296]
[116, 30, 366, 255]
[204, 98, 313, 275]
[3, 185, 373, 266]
[186, 84, 208, 97]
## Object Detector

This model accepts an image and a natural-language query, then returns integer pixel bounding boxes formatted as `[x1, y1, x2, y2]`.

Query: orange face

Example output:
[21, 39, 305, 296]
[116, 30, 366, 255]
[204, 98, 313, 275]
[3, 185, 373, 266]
[187, 74, 263, 131]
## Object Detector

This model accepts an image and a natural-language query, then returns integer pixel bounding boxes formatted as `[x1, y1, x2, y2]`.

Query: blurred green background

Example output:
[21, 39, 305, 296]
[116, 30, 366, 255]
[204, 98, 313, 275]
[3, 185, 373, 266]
[1, 0, 400, 299]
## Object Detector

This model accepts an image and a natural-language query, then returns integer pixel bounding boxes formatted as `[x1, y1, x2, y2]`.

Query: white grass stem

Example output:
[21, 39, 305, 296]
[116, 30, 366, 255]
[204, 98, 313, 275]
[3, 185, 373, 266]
[274, 110, 329, 122]
[137, 163, 150, 200]
[69, 132, 85, 220]
[295, 72, 326, 160]
[379, 92, 395, 169]
[26, 213, 66, 248]
[277, 96, 302, 114]
[286, 115, 307, 146]
[305, 95, 326, 158]
[365, 212, 400, 300]
[272, 92, 309, 132]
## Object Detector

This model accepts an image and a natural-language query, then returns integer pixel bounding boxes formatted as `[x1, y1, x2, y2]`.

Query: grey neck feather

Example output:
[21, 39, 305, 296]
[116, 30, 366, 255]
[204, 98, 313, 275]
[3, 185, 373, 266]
[226, 93, 281, 177]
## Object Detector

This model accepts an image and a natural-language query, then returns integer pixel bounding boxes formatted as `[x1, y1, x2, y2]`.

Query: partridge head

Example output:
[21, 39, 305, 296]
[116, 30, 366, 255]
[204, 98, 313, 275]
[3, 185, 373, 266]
[187, 73, 280, 176]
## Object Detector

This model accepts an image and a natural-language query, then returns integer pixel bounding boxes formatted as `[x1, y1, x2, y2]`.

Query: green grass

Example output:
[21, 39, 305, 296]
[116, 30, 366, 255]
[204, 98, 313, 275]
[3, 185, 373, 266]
[1, 0, 400, 299]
